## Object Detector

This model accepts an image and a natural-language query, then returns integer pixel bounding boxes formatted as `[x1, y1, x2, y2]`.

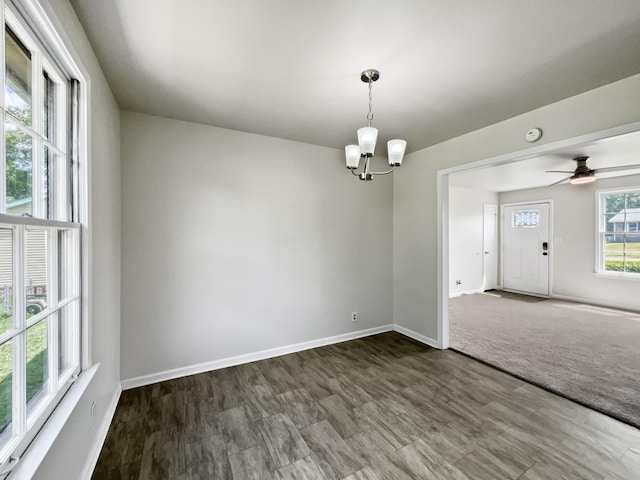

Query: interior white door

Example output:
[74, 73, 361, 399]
[483, 204, 498, 291]
[502, 202, 550, 295]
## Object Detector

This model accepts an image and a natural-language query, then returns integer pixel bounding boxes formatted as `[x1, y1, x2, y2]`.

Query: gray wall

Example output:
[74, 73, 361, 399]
[120, 112, 393, 382]
[449, 186, 498, 296]
[500, 173, 640, 311]
[394, 73, 640, 341]
[33, 0, 121, 478]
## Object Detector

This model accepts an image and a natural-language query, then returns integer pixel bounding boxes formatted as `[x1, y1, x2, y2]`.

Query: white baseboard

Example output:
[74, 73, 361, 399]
[549, 293, 640, 313]
[449, 288, 483, 298]
[121, 324, 394, 390]
[393, 324, 441, 349]
[80, 384, 122, 480]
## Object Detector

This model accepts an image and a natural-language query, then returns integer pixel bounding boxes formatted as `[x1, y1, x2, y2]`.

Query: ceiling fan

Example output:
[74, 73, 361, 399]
[546, 156, 640, 186]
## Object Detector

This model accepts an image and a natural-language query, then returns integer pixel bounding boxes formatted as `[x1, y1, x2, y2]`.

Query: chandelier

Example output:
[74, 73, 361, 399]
[345, 69, 407, 181]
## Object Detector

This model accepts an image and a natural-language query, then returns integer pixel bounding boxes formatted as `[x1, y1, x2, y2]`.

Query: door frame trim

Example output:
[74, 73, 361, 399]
[500, 200, 554, 297]
[436, 120, 640, 350]
[482, 203, 498, 291]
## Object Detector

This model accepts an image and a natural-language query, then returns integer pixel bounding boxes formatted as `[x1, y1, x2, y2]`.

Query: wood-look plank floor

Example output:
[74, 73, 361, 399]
[92, 332, 640, 480]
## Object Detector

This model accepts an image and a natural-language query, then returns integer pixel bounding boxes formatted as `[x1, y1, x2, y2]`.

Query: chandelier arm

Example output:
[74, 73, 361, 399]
[349, 167, 362, 177]
[369, 165, 396, 176]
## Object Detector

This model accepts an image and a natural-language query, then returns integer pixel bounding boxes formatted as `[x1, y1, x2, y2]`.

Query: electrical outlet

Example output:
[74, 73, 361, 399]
[90, 401, 96, 430]
[351, 311, 358, 322]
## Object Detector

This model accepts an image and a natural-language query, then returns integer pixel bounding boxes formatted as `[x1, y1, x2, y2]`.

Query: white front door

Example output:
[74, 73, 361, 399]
[483, 204, 498, 290]
[502, 202, 550, 296]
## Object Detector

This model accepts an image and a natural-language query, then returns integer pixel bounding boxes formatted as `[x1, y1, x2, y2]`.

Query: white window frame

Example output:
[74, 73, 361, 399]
[0, 0, 91, 477]
[596, 186, 640, 280]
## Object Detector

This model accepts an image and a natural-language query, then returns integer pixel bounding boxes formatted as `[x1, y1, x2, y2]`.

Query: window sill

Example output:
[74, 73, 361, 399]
[8, 364, 99, 480]
[594, 271, 640, 282]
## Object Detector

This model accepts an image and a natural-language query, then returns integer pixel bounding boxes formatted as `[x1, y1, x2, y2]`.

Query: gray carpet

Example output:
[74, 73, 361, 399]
[450, 292, 640, 428]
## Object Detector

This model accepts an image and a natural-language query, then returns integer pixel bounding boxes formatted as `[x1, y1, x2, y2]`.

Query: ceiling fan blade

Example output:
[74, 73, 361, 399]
[545, 170, 575, 173]
[549, 176, 573, 186]
[592, 164, 640, 174]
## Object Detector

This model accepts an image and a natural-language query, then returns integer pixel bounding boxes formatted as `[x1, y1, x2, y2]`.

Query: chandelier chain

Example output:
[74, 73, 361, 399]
[367, 78, 373, 127]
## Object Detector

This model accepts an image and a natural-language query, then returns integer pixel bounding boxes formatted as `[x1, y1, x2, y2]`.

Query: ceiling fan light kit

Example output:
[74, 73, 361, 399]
[345, 69, 406, 181]
[570, 173, 596, 185]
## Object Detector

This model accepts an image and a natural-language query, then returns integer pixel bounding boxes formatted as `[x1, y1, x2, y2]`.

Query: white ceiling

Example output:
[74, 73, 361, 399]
[69, 0, 640, 153]
[449, 129, 640, 192]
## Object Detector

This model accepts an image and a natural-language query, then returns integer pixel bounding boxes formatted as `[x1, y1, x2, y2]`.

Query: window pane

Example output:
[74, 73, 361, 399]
[58, 229, 75, 301]
[53, 153, 70, 222]
[43, 147, 52, 219]
[602, 191, 640, 276]
[626, 253, 640, 273]
[43, 72, 54, 142]
[0, 229, 13, 337]
[0, 340, 12, 439]
[26, 230, 47, 317]
[5, 27, 32, 126]
[627, 193, 640, 209]
[58, 301, 78, 375]
[604, 193, 627, 214]
[5, 124, 33, 216]
[603, 234, 622, 271]
[26, 320, 48, 412]
[603, 213, 617, 233]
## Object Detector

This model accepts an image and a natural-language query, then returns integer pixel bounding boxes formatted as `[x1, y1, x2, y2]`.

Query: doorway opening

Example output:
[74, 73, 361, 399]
[438, 121, 640, 428]
[437, 120, 640, 350]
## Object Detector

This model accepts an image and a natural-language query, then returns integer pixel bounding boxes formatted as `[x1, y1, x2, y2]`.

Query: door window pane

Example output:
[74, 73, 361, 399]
[5, 27, 32, 126]
[5, 124, 33, 216]
[26, 320, 48, 413]
[26, 229, 48, 317]
[513, 210, 539, 228]
[0, 230, 13, 337]
[0, 340, 13, 440]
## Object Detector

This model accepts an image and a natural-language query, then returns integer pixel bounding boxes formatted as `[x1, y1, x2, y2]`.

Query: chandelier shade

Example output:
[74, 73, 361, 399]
[345, 145, 361, 169]
[387, 139, 407, 166]
[344, 69, 406, 181]
[357, 127, 378, 155]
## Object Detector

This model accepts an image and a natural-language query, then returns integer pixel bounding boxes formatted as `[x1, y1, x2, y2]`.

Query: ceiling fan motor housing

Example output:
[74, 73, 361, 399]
[574, 156, 592, 174]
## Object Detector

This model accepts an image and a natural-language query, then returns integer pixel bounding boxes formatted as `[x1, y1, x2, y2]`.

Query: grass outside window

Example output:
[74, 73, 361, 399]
[603, 242, 640, 273]
[0, 313, 48, 431]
